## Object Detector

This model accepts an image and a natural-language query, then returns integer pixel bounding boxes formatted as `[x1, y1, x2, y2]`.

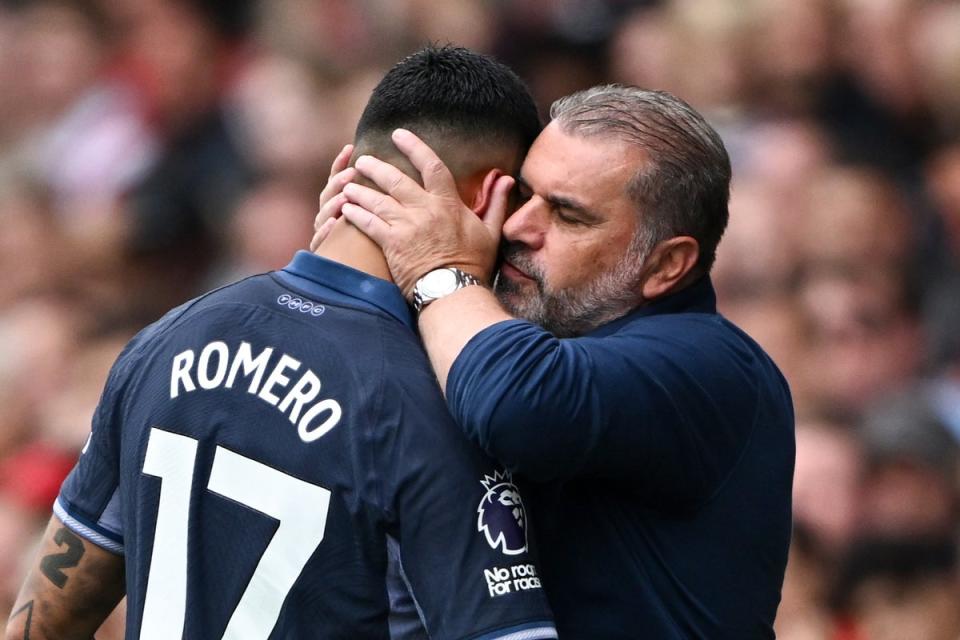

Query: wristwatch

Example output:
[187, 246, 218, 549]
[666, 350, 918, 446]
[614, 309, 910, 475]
[412, 267, 482, 314]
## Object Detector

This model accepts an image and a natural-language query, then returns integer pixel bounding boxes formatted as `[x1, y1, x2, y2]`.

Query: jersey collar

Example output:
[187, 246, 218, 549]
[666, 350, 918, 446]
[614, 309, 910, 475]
[277, 251, 415, 332]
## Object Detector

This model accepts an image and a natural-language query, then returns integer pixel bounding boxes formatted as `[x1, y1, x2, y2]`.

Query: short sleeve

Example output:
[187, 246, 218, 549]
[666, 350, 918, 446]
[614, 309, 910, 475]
[55, 350, 133, 555]
[375, 354, 556, 640]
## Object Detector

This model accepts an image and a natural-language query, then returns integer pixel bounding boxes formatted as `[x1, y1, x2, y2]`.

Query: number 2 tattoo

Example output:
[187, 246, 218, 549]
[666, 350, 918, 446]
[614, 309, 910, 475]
[39, 527, 85, 588]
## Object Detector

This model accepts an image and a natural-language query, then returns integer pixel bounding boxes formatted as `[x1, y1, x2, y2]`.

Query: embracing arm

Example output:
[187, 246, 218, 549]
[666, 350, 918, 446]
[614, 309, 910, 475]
[442, 314, 759, 505]
[416, 285, 512, 390]
[5, 515, 124, 640]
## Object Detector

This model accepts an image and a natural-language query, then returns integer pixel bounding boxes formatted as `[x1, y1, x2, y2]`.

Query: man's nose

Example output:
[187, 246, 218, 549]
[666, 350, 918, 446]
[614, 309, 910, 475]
[503, 198, 547, 249]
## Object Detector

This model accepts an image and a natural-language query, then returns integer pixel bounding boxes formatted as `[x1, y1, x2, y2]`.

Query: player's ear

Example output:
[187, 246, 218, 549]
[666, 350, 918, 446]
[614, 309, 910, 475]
[470, 168, 505, 219]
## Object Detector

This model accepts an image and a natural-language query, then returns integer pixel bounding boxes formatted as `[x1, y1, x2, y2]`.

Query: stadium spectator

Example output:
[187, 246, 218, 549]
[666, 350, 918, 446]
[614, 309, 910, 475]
[830, 537, 960, 640]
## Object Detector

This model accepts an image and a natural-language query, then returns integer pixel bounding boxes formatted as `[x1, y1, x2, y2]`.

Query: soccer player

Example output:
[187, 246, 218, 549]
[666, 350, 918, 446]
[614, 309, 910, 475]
[4, 47, 556, 640]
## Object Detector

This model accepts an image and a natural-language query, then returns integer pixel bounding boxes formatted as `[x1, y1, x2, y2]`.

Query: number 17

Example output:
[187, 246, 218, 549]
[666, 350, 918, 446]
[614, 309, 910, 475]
[140, 427, 331, 639]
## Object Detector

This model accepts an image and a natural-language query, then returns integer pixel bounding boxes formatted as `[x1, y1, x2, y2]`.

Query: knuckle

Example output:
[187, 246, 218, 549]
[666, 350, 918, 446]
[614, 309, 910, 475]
[424, 159, 445, 176]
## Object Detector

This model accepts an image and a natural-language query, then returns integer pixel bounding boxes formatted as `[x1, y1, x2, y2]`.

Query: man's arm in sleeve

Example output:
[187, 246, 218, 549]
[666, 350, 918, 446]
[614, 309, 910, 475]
[417, 286, 513, 390]
[5, 514, 124, 640]
[436, 303, 758, 505]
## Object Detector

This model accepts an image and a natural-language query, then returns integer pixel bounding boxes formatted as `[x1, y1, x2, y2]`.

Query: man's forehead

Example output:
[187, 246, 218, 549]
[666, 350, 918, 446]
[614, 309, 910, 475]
[520, 123, 640, 194]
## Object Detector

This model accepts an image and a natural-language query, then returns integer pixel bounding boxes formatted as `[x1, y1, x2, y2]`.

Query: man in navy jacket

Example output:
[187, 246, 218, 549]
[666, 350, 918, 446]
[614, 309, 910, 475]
[331, 85, 795, 639]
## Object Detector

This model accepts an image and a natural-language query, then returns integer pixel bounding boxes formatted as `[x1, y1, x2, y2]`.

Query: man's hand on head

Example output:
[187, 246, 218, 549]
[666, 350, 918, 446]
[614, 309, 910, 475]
[309, 143, 356, 252]
[340, 129, 514, 299]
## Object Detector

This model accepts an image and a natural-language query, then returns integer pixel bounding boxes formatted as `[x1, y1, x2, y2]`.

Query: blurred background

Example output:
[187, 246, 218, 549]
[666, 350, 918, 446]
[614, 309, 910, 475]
[0, 0, 958, 637]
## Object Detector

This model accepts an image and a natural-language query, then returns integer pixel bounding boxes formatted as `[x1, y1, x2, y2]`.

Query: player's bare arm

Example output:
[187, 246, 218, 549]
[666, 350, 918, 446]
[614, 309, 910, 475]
[5, 515, 124, 640]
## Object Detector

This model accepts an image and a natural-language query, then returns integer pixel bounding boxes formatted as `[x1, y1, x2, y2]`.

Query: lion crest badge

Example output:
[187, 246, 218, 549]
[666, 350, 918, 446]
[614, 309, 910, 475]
[477, 470, 528, 555]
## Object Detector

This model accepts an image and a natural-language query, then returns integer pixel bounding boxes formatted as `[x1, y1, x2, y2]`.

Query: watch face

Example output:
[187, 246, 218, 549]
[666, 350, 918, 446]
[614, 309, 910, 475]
[420, 268, 459, 298]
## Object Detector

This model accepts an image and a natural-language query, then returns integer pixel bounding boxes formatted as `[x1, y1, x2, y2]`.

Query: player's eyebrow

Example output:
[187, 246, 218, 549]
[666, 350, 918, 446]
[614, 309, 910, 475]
[516, 175, 603, 225]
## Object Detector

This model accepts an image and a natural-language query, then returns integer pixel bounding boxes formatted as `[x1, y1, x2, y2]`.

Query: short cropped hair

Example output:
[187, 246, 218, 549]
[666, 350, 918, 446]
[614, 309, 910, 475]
[551, 86, 731, 273]
[356, 46, 541, 152]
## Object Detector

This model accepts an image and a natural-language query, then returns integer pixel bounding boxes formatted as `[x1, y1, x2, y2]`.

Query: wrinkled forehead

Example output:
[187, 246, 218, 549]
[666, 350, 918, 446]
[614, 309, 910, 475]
[522, 122, 645, 194]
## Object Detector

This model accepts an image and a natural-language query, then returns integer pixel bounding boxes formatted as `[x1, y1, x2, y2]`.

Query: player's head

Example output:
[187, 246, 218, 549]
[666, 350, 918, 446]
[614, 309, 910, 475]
[352, 45, 541, 207]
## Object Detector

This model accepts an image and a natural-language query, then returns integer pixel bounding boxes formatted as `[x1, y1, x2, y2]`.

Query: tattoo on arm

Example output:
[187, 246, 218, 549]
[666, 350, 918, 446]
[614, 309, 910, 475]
[39, 527, 86, 589]
[8, 600, 33, 639]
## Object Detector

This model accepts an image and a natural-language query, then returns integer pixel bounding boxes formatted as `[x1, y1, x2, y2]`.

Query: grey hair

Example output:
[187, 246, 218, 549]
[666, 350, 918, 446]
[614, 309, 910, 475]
[550, 85, 731, 273]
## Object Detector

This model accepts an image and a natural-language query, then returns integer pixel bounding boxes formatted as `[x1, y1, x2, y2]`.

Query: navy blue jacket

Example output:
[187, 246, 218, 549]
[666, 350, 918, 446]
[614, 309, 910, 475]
[447, 277, 795, 638]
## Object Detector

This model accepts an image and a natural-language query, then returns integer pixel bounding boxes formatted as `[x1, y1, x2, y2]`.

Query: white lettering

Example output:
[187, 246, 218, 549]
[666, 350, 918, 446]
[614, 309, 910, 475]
[485, 567, 510, 585]
[225, 342, 273, 394]
[513, 577, 541, 590]
[298, 399, 341, 443]
[169, 341, 342, 443]
[279, 371, 322, 424]
[170, 350, 196, 399]
[511, 564, 534, 578]
[197, 341, 229, 390]
[485, 564, 541, 599]
[258, 355, 301, 406]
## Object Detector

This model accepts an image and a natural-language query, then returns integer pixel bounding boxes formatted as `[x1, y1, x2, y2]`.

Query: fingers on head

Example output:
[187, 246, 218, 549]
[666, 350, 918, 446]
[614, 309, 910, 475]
[391, 129, 453, 192]
[322, 193, 347, 217]
[342, 203, 388, 244]
[319, 167, 357, 204]
[332, 144, 354, 175]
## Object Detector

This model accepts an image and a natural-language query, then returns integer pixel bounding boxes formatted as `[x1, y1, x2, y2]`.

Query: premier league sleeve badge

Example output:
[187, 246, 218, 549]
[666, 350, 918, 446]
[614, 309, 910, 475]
[477, 470, 528, 556]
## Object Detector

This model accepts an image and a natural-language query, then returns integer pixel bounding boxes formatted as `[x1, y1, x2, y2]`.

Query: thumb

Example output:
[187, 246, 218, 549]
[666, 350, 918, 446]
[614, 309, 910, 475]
[483, 175, 514, 237]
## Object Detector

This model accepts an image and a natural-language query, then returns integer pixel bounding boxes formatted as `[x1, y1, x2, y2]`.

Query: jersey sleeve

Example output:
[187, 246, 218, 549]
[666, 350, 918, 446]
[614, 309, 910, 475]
[375, 337, 556, 640]
[54, 343, 137, 555]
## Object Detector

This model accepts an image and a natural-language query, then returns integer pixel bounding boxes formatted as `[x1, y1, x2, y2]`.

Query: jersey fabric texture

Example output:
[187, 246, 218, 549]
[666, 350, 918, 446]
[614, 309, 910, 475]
[56, 250, 556, 640]
[447, 276, 795, 639]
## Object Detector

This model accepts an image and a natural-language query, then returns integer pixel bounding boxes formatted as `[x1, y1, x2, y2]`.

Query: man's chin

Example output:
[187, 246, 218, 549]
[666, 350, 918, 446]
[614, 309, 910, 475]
[495, 275, 531, 301]
[494, 288, 544, 324]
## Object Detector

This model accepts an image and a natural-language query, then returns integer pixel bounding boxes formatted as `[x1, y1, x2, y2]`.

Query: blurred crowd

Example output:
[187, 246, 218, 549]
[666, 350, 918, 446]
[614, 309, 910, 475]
[0, 0, 958, 637]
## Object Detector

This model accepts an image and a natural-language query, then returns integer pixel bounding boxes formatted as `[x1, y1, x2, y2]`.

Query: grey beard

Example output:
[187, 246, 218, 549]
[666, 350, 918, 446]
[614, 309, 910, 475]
[495, 242, 649, 338]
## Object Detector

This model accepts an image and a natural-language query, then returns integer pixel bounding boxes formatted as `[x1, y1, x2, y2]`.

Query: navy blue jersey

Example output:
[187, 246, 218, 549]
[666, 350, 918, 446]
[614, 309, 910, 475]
[56, 251, 555, 640]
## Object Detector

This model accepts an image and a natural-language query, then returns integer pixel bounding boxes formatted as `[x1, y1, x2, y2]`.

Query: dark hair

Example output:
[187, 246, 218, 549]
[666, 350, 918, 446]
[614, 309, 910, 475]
[550, 85, 731, 273]
[355, 46, 541, 151]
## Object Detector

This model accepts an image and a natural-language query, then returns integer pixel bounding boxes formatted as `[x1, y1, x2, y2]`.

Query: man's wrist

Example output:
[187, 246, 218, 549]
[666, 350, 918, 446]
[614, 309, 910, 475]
[411, 266, 485, 314]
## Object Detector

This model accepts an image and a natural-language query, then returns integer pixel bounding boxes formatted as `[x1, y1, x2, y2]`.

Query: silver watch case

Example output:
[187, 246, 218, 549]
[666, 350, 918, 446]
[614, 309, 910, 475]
[412, 268, 480, 313]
